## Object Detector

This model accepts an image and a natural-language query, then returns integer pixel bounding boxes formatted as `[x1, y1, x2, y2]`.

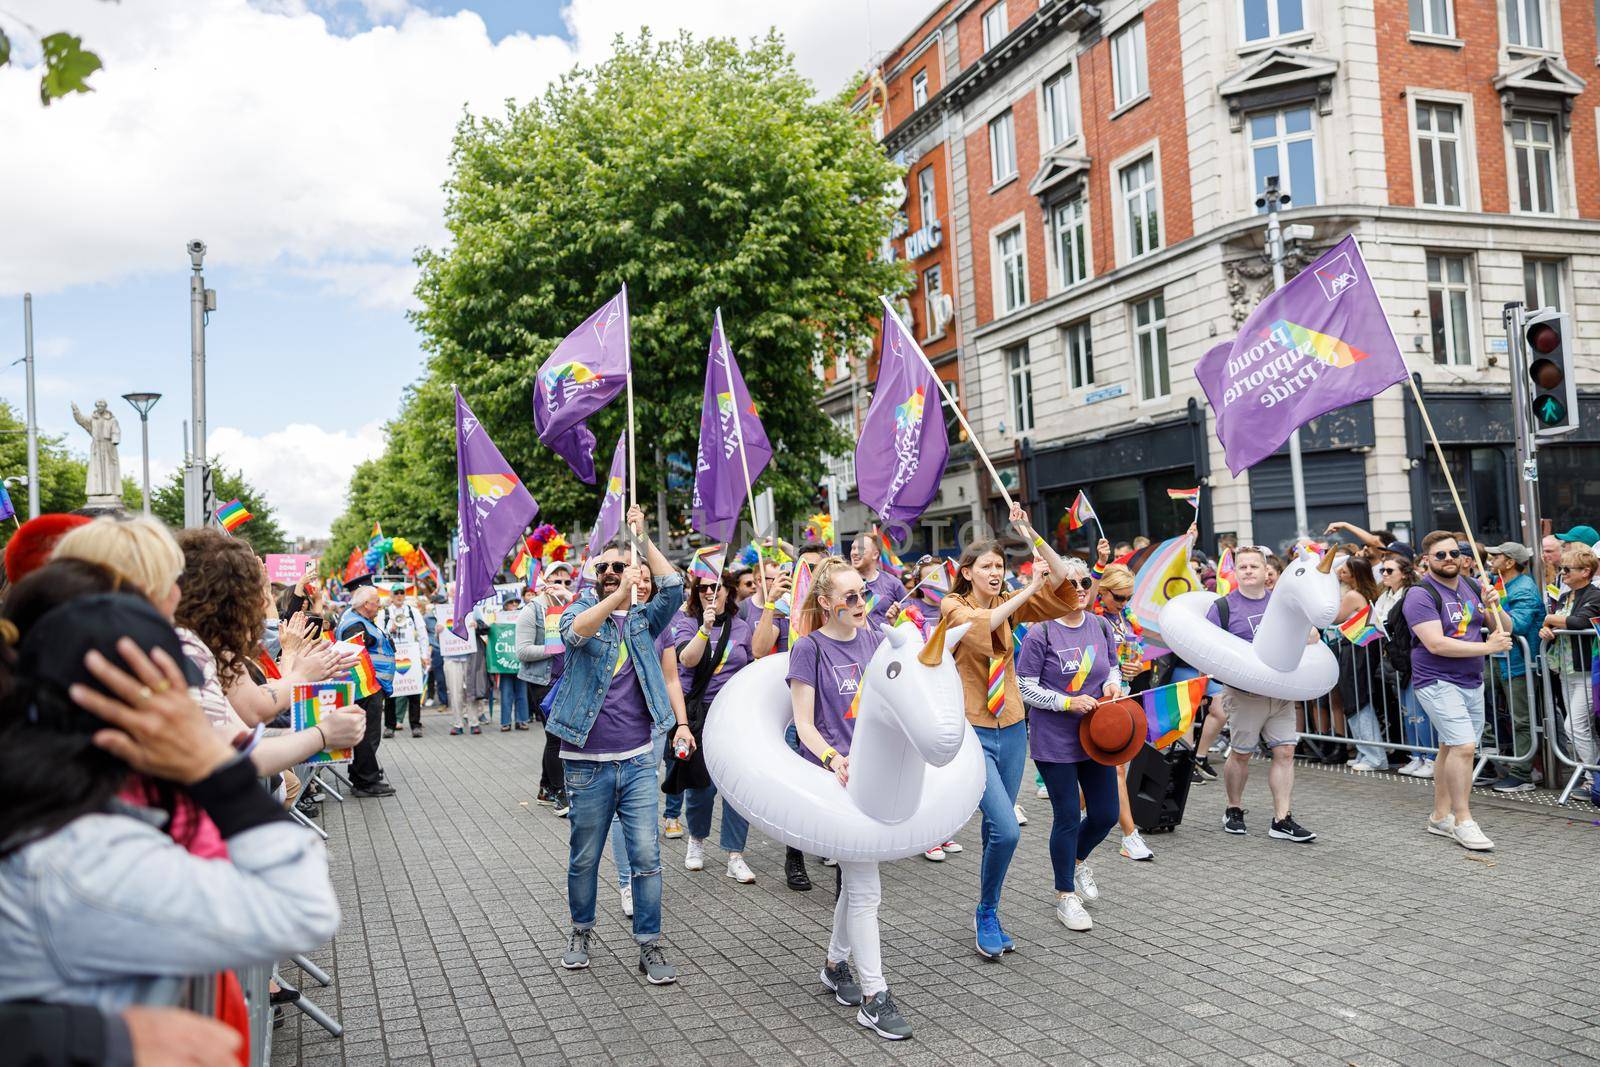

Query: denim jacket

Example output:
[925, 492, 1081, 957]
[546, 573, 684, 747]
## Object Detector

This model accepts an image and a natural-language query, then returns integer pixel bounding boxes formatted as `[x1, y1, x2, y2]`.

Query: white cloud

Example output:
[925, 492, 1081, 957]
[207, 420, 386, 537]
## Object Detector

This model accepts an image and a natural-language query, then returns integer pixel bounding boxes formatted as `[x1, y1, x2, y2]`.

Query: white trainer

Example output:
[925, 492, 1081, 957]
[619, 885, 634, 917]
[1426, 814, 1456, 838]
[940, 839, 963, 854]
[922, 845, 946, 862]
[1396, 758, 1421, 777]
[684, 839, 705, 871]
[1452, 820, 1494, 851]
[1349, 759, 1385, 772]
[1075, 863, 1100, 903]
[1014, 803, 1028, 826]
[1056, 892, 1092, 931]
[1414, 760, 1435, 779]
[1119, 831, 1154, 862]
[725, 853, 755, 883]
[1036, 784, 1049, 799]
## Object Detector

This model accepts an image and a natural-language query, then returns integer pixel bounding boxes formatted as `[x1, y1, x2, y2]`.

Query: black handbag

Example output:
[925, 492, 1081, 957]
[660, 613, 735, 795]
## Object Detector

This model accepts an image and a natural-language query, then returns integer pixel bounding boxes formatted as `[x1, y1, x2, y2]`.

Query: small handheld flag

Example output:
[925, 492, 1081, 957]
[689, 544, 726, 582]
[215, 499, 252, 532]
[1140, 676, 1208, 748]
[0, 481, 14, 524]
[1216, 548, 1236, 596]
[1337, 604, 1381, 647]
[872, 526, 906, 576]
[1167, 487, 1200, 509]
[1065, 490, 1095, 532]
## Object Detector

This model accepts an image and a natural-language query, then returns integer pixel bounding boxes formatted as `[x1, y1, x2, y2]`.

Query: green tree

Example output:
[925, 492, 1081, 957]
[149, 465, 290, 554]
[0, 13, 106, 105]
[334, 31, 906, 550]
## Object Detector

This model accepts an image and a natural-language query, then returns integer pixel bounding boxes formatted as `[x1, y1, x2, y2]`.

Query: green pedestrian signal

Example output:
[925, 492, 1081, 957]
[1524, 309, 1578, 439]
[1533, 395, 1566, 426]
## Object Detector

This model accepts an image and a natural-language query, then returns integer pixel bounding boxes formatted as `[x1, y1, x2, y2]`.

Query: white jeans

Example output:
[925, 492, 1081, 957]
[443, 659, 472, 725]
[828, 861, 885, 998]
[1563, 674, 1597, 771]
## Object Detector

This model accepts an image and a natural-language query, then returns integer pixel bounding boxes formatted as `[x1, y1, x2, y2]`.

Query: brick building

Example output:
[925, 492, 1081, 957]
[830, 0, 1600, 556]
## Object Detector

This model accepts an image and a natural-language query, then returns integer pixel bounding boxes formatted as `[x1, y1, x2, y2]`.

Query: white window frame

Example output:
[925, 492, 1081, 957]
[1239, 0, 1305, 44]
[922, 264, 945, 340]
[982, 2, 1008, 52]
[1110, 18, 1148, 110]
[1523, 256, 1564, 311]
[989, 108, 1018, 186]
[1113, 146, 1162, 263]
[990, 218, 1029, 318]
[1063, 320, 1094, 393]
[1132, 294, 1171, 402]
[1412, 98, 1465, 208]
[1408, 0, 1455, 37]
[917, 166, 937, 228]
[1425, 252, 1475, 368]
[1405, 89, 1478, 210]
[911, 69, 929, 109]
[1503, 0, 1549, 51]
[1006, 342, 1034, 435]
[1508, 110, 1561, 215]
[1247, 105, 1319, 209]
[1048, 194, 1090, 292]
[1040, 65, 1079, 147]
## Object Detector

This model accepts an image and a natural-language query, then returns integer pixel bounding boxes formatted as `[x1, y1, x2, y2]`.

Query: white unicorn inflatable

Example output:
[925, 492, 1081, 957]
[702, 621, 985, 863]
[1158, 549, 1340, 701]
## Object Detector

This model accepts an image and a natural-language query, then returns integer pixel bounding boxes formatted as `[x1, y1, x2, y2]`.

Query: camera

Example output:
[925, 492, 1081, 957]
[187, 239, 206, 269]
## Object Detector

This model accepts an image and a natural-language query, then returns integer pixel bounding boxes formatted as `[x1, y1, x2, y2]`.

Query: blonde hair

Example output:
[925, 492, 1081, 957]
[793, 556, 855, 639]
[52, 515, 184, 600]
[1098, 563, 1134, 595]
[1561, 542, 1597, 577]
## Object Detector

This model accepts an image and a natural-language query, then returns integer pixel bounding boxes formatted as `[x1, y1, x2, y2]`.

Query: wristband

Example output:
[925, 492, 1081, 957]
[696, 627, 710, 640]
[820, 746, 839, 769]
[764, 601, 779, 611]
[1058, 695, 1070, 712]
[1090, 561, 1106, 580]
[1031, 535, 1045, 548]
[313, 724, 328, 750]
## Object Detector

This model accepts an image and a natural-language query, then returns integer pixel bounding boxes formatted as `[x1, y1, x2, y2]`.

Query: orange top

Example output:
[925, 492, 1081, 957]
[940, 583, 1080, 729]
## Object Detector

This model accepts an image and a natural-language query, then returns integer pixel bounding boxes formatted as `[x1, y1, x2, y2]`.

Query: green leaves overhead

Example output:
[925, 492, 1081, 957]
[37, 33, 102, 105]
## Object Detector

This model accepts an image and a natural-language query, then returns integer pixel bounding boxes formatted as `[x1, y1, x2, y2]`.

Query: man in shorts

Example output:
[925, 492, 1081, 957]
[1208, 547, 1315, 842]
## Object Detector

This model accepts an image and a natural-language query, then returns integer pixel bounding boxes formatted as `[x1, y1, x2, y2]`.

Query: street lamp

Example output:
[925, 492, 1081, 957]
[121, 392, 162, 515]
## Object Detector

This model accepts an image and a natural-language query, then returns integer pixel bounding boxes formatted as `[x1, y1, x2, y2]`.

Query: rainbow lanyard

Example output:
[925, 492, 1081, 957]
[986, 656, 1006, 716]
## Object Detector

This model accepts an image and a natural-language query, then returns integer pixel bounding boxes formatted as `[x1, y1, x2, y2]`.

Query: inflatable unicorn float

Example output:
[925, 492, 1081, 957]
[702, 621, 985, 863]
[1158, 548, 1341, 701]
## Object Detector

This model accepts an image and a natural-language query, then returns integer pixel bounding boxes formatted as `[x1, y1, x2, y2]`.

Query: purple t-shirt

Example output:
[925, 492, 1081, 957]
[1204, 588, 1271, 640]
[862, 569, 907, 630]
[737, 595, 789, 652]
[670, 611, 753, 701]
[1016, 615, 1117, 763]
[1402, 575, 1486, 690]
[785, 627, 884, 766]
[561, 616, 671, 759]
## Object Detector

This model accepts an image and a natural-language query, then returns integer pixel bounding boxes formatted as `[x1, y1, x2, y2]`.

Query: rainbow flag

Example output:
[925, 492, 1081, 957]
[689, 544, 726, 582]
[1485, 573, 1507, 613]
[290, 681, 357, 764]
[791, 558, 813, 608]
[348, 645, 381, 699]
[510, 539, 532, 580]
[1066, 645, 1096, 693]
[1063, 490, 1095, 533]
[1167, 487, 1200, 509]
[917, 562, 951, 605]
[1141, 676, 1208, 749]
[985, 656, 1006, 716]
[873, 526, 905, 575]
[1337, 604, 1381, 647]
[1216, 548, 1236, 596]
[215, 499, 251, 532]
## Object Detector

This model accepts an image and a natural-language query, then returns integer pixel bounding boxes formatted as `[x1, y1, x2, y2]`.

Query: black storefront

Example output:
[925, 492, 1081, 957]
[1247, 401, 1376, 553]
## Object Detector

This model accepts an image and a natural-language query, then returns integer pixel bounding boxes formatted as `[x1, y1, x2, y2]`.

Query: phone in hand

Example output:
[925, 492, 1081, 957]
[306, 615, 325, 640]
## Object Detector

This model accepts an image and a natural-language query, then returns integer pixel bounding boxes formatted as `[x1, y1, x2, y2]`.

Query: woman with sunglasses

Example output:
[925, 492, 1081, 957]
[941, 503, 1078, 960]
[1373, 554, 1435, 778]
[1094, 563, 1156, 862]
[518, 561, 575, 806]
[1539, 542, 1600, 786]
[1331, 551, 1388, 772]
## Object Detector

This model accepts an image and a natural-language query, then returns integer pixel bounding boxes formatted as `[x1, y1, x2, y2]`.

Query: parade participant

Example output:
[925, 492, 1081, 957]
[518, 560, 573, 805]
[1540, 542, 1600, 789]
[425, 600, 446, 707]
[378, 589, 428, 738]
[549, 507, 691, 984]
[1016, 557, 1126, 931]
[730, 569, 757, 606]
[1333, 554, 1387, 772]
[443, 597, 480, 738]
[786, 558, 910, 1039]
[747, 555, 793, 658]
[333, 585, 398, 796]
[1374, 554, 1434, 779]
[1403, 532, 1509, 851]
[1210, 547, 1313, 841]
[671, 567, 758, 882]
[940, 503, 1078, 959]
[849, 530, 906, 631]
[1095, 563, 1155, 862]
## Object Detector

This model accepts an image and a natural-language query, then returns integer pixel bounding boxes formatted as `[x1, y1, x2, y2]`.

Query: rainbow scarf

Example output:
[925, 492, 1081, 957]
[986, 656, 1006, 716]
[1337, 604, 1381, 647]
[1141, 676, 1208, 748]
[1066, 645, 1096, 693]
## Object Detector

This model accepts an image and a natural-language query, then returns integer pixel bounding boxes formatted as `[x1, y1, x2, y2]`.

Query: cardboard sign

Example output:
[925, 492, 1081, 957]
[291, 680, 356, 764]
[488, 621, 520, 674]
[435, 606, 473, 657]
[264, 553, 319, 585]
[390, 639, 424, 697]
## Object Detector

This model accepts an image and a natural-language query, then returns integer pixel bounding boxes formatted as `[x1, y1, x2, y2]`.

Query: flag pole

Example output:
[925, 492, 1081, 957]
[621, 285, 640, 603]
[880, 296, 1015, 513]
[716, 308, 771, 605]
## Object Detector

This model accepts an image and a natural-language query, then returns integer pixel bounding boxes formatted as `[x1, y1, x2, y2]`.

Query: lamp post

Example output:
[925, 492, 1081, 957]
[121, 392, 162, 515]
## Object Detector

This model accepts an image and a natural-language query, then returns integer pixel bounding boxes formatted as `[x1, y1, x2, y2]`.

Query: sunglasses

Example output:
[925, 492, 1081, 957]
[1066, 577, 1094, 590]
[1430, 549, 1463, 561]
[595, 562, 628, 576]
[826, 591, 866, 607]
[1559, 565, 1591, 574]
[1104, 591, 1129, 603]
[1378, 566, 1397, 575]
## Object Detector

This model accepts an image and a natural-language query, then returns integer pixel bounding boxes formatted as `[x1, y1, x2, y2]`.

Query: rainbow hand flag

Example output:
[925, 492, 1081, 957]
[1167, 487, 1201, 509]
[1337, 604, 1381, 647]
[510, 539, 533, 579]
[348, 645, 381, 699]
[985, 656, 1006, 716]
[689, 544, 726, 582]
[1063, 490, 1095, 533]
[1141, 676, 1208, 749]
[874, 526, 905, 575]
[215, 499, 252, 532]
[1484, 573, 1507, 613]
[1216, 548, 1236, 596]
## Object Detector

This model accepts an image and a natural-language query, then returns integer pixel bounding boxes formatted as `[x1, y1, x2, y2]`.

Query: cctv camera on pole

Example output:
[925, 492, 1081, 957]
[184, 241, 217, 528]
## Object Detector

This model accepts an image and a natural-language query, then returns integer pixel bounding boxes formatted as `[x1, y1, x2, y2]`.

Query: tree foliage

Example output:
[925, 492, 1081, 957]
[150, 464, 290, 554]
[1, 16, 106, 106]
[332, 31, 907, 562]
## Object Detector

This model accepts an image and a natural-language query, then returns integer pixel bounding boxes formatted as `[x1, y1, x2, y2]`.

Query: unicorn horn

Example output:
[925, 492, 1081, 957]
[917, 613, 951, 667]
[1316, 550, 1337, 574]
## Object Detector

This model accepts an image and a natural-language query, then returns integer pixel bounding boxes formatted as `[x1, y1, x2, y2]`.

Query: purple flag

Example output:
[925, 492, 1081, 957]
[691, 309, 772, 542]
[452, 389, 539, 638]
[585, 433, 628, 561]
[532, 287, 631, 483]
[1197, 236, 1408, 476]
[855, 299, 949, 535]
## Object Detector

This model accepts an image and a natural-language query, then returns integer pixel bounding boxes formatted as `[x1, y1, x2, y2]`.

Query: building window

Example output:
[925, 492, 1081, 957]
[982, 2, 1008, 51]
[1006, 343, 1034, 434]
[1041, 66, 1078, 146]
[996, 224, 1027, 314]
[917, 166, 937, 227]
[1241, 0, 1304, 42]
[989, 109, 1017, 184]
[1133, 294, 1170, 401]
[1415, 101, 1463, 207]
[1119, 155, 1160, 260]
[1064, 320, 1094, 391]
[1523, 257, 1563, 311]
[911, 70, 929, 109]
[1510, 113, 1558, 214]
[1505, 0, 1545, 49]
[1249, 106, 1317, 208]
[923, 264, 945, 338]
[1408, 0, 1454, 36]
[1110, 18, 1148, 109]
[1050, 195, 1089, 290]
[1426, 253, 1473, 366]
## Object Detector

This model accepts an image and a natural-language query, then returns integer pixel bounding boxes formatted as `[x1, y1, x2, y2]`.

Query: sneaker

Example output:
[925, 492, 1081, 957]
[1427, 813, 1456, 838]
[477, 713, 489, 725]
[940, 839, 963, 854]
[637, 941, 678, 985]
[1414, 760, 1435, 780]
[1492, 777, 1536, 794]
[971, 911, 1016, 953]
[785, 848, 812, 891]
[382, 727, 396, 739]
[514, 722, 530, 731]
[553, 793, 572, 818]
[726, 854, 755, 883]
[684, 839, 705, 871]
[1452, 819, 1493, 851]
[410, 727, 422, 738]
[1268, 814, 1316, 842]
[536, 786, 557, 805]
[974, 906, 1005, 959]
[450, 726, 463, 736]
[1120, 830, 1154, 861]
[662, 817, 684, 840]
[1056, 892, 1092, 931]
[1349, 759, 1385, 772]
[1190, 766, 1208, 785]
[820, 959, 863, 1007]
[469, 725, 482, 735]
[351, 781, 396, 798]
[821, 856, 838, 867]
[619, 885, 634, 917]
[1035, 784, 1049, 798]
[560, 929, 590, 970]
[1013, 803, 1028, 826]
[500, 725, 512, 733]
[856, 990, 911, 1040]
[1472, 770, 1498, 788]
[1223, 807, 1247, 835]
[923, 845, 946, 862]
[1075, 863, 1101, 902]
[1397, 757, 1422, 776]
[1194, 758, 1219, 782]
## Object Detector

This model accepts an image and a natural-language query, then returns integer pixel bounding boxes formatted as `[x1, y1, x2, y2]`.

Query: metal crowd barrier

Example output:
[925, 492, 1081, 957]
[1539, 629, 1599, 805]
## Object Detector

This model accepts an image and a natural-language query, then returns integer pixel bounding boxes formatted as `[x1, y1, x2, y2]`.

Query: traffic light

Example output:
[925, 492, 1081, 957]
[1524, 308, 1578, 438]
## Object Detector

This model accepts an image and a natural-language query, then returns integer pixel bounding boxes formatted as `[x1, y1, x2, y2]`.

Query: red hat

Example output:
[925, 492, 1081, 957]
[4, 513, 93, 584]
[1079, 697, 1147, 766]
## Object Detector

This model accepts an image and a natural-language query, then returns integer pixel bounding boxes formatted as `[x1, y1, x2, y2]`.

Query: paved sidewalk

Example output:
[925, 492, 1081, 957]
[274, 704, 1597, 1067]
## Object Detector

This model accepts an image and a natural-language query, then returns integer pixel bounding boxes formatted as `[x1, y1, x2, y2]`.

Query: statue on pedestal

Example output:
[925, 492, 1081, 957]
[72, 400, 123, 507]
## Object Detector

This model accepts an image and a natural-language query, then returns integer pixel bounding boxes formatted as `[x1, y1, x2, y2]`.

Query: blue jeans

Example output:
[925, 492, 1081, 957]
[975, 721, 1028, 911]
[1401, 685, 1436, 760]
[1036, 758, 1119, 893]
[497, 674, 528, 726]
[1347, 702, 1386, 766]
[564, 753, 662, 943]
[663, 791, 683, 819]
[685, 784, 749, 852]
[609, 815, 631, 890]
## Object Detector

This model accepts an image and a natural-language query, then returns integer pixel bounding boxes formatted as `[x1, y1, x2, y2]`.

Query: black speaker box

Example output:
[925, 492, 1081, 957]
[1124, 741, 1194, 834]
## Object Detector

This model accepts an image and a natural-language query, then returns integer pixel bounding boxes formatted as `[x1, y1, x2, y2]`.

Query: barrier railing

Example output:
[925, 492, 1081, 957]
[1538, 629, 1599, 805]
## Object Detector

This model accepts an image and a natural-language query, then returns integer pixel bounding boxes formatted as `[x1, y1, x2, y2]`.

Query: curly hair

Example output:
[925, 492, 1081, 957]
[174, 528, 265, 690]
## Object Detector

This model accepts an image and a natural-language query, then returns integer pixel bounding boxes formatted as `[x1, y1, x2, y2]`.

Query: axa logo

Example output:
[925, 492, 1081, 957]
[831, 663, 862, 696]
[1314, 252, 1359, 302]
